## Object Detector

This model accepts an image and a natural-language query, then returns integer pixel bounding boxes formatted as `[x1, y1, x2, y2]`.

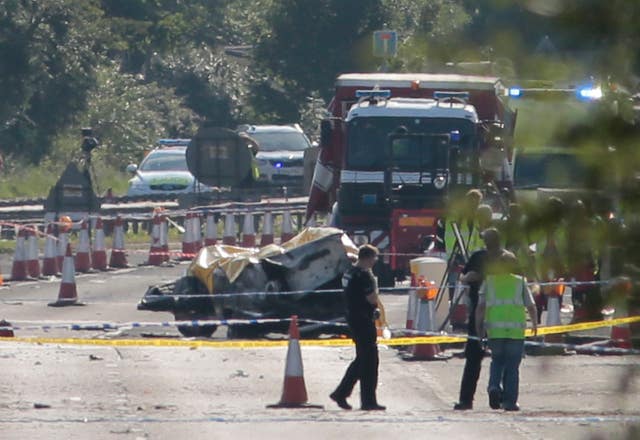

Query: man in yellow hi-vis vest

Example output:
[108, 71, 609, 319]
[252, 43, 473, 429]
[476, 253, 538, 412]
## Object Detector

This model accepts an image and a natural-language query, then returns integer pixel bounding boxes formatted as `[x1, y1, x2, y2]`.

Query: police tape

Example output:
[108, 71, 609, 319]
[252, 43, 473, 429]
[2, 316, 639, 354]
[5, 313, 637, 335]
[137, 279, 615, 300]
[1, 317, 342, 332]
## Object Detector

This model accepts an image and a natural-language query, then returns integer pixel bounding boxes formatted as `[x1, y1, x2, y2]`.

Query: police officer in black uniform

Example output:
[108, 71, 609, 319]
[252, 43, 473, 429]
[330, 244, 386, 411]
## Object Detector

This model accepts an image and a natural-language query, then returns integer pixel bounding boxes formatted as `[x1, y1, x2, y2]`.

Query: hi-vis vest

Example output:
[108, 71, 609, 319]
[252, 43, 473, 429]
[484, 274, 527, 340]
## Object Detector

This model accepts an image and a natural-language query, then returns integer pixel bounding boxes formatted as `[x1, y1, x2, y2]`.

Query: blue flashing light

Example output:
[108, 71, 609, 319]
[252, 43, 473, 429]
[274, 162, 284, 169]
[577, 86, 603, 100]
[158, 138, 191, 146]
[450, 130, 461, 143]
[362, 194, 377, 205]
[508, 88, 522, 98]
[355, 89, 392, 99]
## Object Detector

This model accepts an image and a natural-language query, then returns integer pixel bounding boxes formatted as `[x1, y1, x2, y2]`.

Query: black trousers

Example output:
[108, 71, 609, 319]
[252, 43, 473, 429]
[458, 336, 485, 405]
[333, 320, 379, 406]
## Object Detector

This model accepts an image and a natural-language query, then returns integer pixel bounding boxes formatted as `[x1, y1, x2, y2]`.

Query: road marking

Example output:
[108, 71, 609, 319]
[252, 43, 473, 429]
[0, 414, 638, 425]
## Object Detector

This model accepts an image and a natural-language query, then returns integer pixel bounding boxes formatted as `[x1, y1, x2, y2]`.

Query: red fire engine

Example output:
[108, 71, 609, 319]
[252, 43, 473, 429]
[306, 73, 516, 285]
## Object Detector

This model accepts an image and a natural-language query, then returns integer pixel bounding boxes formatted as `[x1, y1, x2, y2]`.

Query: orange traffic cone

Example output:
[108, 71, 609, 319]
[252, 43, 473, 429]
[223, 213, 236, 245]
[26, 225, 41, 278]
[241, 212, 256, 248]
[0, 319, 14, 337]
[147, 214, 164, 266]
[49, 243, 83, 307]
[281, 210, 294, 243]
[92, 217, 108, 271]
[10, 228, 28, 281]
[267, 316, 323, 409]
[75, 219, 92, 272]
[260, 212, 274, 246]
[109, 215, 128, 268]
[42, 223, 59, 276]
[205, 211, 218, 246]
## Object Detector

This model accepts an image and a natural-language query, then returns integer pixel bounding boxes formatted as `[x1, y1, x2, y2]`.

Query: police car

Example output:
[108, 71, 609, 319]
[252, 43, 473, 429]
[238, 124, 312, 185]
[126, 139, 213, 197]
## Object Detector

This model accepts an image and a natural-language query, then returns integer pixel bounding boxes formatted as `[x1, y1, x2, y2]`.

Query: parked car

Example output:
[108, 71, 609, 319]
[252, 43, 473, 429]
[512, 147, 590, 204]
[126, 139, 213, 197]
[238, 124, 312, 186]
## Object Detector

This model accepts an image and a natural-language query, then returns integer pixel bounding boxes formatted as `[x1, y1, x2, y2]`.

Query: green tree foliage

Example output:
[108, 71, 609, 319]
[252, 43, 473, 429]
[256, 0, 385, 99]
[1, 0, 639, 174]
[83, 62, 197, 168]
[0, 0, 105, 162]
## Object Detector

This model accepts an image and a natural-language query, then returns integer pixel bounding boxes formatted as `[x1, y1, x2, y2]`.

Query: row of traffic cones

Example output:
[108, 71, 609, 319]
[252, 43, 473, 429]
[180, 210, 292, 252]
[8, 210, 299, 276]
[10, 217, 128, 281]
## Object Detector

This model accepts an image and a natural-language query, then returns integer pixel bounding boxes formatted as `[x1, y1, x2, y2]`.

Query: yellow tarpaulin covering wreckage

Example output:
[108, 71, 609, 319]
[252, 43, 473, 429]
[187, 226, 388, 330]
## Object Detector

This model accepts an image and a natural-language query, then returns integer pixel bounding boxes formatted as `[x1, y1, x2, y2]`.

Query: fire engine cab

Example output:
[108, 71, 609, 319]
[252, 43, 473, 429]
[307, 73, 516, 285]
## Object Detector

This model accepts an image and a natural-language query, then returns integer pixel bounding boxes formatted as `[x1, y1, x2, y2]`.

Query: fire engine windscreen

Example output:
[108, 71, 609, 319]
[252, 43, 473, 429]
[346, 117, 475, 170]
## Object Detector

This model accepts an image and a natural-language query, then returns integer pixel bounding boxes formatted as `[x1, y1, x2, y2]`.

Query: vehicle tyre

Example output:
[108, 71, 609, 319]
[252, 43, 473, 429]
[227, 324, 265, 339]
[175, 312, 217, 338]
[177, 324, 217, 338]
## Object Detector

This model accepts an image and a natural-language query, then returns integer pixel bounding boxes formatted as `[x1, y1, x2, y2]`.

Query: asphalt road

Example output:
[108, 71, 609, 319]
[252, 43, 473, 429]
[1, 259, 639, 439]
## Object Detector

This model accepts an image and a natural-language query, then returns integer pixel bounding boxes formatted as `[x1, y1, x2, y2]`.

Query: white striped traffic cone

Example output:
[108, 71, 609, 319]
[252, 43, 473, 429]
[281, 210, 294, 243]
[450, 279, 468, 330]
[57, 230, 69, 270]
[75, 219, 92, 273]
[205, 212, 218, 246]
[267, 316, 323, 409]
[241, 212, 256, 248]
[223, 213, 236, 245]
[92, 217, 108, 271]
[109, 215, 128, 268]
[544, 283, 564, 345]
[160, 215, 170, 262]
[405, 274, 419, 332]
[180, 212, 196, 259]
[42, 223, 59, 276]
[192, 212, 202, 252]
[48, 243, 82, 307]
[407, 280, 449, 360]
[147, 214, 164, 266]
[26, 225, 41, 278]
[260, 212, 274, 246]
[610, 279, 633, 349]
[10, 228, 28, 281]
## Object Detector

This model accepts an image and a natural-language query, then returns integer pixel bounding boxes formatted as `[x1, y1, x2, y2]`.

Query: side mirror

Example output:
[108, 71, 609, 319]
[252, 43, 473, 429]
[126, 164, 138, 174]
[320, 119, 333, 148]
[311, 140, 319, 148]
